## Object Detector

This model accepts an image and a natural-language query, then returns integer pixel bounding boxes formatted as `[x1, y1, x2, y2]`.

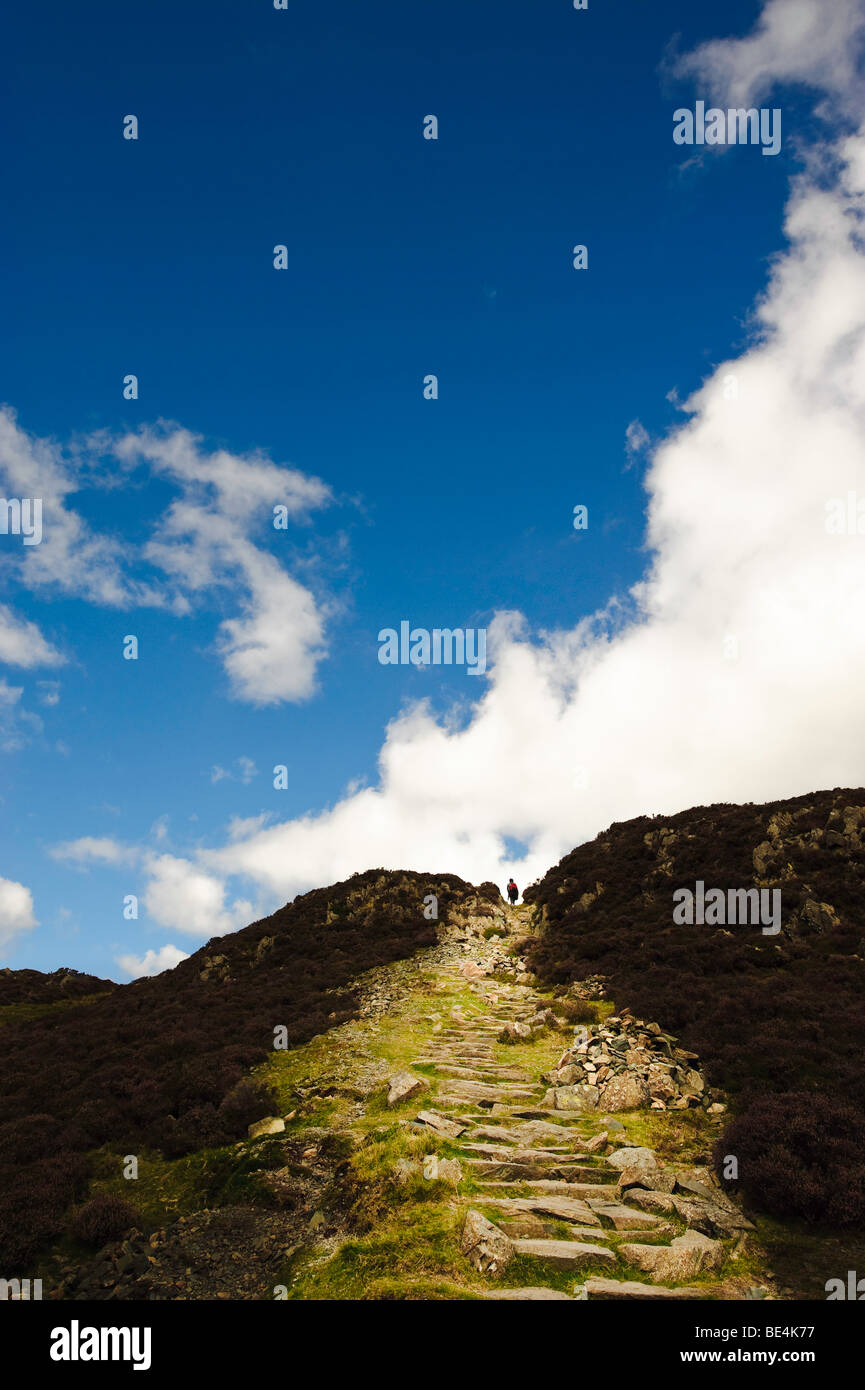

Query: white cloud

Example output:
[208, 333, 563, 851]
[51, 836, 138, 867]
[624, 420, 651, 469]
[190, 2, 865, 901]
[0, 413, 335, 706]
[116, 944, 190, 979]
[0, 604, 64, 669]
[672, 0, 865, 112]
[227, 812, 272, 841]
[0, 875, 38, 949]
[211, 756, 259, 785]
[116, 426, 332, 704]
[142, 854, 254, 938]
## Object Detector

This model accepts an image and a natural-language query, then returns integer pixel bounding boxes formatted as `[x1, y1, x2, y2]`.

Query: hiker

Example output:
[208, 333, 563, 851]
[507, 878, 519, 905]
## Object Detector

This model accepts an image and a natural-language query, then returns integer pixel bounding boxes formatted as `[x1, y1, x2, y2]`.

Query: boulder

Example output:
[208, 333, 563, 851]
[619, 1163, 675, 1194]
[549, 1084, 599, 1112]
[247, 1116, 285, 1140]
[460, 1210, 514, 1276]
[415, 1110, 466, 1139]
[437, 1158, 464, 1184]
[499, 1020, 533, 1043]
[619, 1230, 724, 1283]
[460, 961, 488, 980]
[386, 1071, 429, 1108]
[511, 1238, 616, 1272]
[607, 1146, 657, 1170]
[600, 1074, 650, 1112]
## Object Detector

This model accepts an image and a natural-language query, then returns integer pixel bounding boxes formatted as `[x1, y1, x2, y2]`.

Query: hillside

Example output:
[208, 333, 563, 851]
[2, 790, 864, 1301]
[523, 787, 865, 1228]
[0, 870, 497, 1268]
[0, 966, 116, 1007]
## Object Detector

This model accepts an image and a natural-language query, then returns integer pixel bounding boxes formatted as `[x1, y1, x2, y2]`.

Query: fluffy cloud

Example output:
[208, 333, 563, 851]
[0, 604, 64, 669]
[51, 837, 138, 867]
[671, 0, 865, 111]
[193, 1, 865, 900]
[116, 944, 190, 979]
[0, 413, 333, 705]
[0, 875, 38, 949]
[114, 425, 332, 703]
[142, 854, 254, 938]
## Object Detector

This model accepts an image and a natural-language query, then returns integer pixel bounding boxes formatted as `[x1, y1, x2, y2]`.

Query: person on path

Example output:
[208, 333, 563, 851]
[507, 878, 519, 905]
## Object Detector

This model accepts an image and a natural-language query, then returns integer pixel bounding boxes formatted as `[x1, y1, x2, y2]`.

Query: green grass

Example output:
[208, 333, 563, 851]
[30, 941, 789, 1299]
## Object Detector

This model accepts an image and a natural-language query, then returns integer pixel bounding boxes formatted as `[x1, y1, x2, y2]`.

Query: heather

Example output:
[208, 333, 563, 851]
[523, 788, 865, 1225]
[0, 869, 492, 1267]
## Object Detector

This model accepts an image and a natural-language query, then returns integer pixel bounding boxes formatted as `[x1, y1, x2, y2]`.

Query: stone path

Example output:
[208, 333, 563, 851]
[408, 908, 765, 1301]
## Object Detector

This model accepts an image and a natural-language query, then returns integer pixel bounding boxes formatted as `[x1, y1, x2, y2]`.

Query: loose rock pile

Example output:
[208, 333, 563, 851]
[541, 1012, 726, 1116]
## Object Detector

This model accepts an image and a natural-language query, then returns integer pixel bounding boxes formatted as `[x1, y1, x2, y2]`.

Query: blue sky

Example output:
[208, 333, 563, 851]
[3, 0, 864, 979]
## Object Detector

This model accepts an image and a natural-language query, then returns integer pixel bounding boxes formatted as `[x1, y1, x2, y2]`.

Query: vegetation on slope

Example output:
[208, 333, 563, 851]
[0, 869, 495, 1268]
[523, 788, 865, 1226]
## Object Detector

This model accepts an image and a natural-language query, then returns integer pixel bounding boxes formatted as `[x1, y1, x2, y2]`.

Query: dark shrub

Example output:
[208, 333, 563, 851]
[523, 788, 865, 1228]
[556, 998, 598, 1023]
[0, 1152, 90, 1266]
[69, 1194, 142, 1248]
[716, 1093, 865, 1227]
[0, 868, 482, 1267]
[218, 1078, 274, 1132]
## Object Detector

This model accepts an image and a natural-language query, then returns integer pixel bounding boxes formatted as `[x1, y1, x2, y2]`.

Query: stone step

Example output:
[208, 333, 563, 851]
[414, 1110, 467, 1139]
[465, 1158, 562, 1181]
[579, 1277, 705, 1301]
[415, 1064, 532, 1081]
[441, 1080, 541, 1101]
[465, 1125, 577, 1148]
[459, 1143, 579, 1163]
[481, 1287, 573, 1301]
[510, 1238, 617, 1272]
[474, 1195, 603, 1226]
[587, 1202, 668, 1231]
[476, 1180, 620, 1199]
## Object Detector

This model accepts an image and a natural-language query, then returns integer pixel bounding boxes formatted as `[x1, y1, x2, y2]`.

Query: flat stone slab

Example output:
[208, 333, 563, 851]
[445, 1080, 541, 1101]
[482, 1287, 573, 1301]
[588, 1202, 667, 1231]
[552, 1164, 620, 1183]
[460, 1144, 576, 1163]
[511, 1238, 616, 1271]
[580, 1277, 706, 1301]
[415, 1110, 467, 1139]
[477, 1180, 619, 1199]
[479, 1195, 602, 1225]
[466, 1159, 553, 1181]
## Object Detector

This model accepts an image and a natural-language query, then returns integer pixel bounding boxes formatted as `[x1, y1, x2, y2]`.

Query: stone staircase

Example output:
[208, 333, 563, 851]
[409, 918, 760, 1301]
